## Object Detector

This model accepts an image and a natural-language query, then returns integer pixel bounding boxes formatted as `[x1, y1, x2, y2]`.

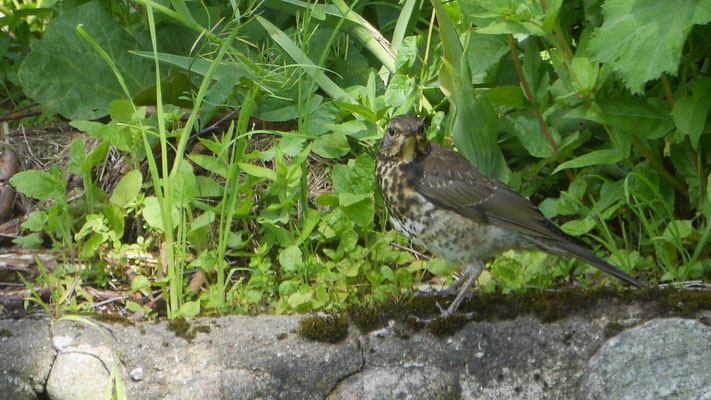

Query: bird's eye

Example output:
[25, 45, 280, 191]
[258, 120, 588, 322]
[386, 127, 395, 137]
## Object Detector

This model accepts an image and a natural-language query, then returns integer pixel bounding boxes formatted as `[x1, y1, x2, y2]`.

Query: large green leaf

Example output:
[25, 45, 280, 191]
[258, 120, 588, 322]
[431, 0, 508, 181]
[587, 0, 711, 94]
[18, 1, 154, 119]
[671, 77, 711, 150]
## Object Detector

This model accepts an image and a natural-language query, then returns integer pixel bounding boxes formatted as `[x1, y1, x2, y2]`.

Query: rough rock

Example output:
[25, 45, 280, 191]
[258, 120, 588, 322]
[582, 318, 711, 400]
[0, 299, 710, 400]
[0, 319, 54, 396]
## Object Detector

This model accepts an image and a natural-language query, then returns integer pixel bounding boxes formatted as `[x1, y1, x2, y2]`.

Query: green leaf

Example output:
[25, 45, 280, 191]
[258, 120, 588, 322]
[189, 211, 215, 234]
[255, 15, 353, 102]
[570, 56, 598, 94]
[662, 220, 694, 242]
[466, 33, 510, 84]
[431, 0, 462, 98]
[189, 154, 228, 178]
[560, 219, 596, 236]
[13, 233, 44, 249]
[18, 1, 153, 119]
[110, 170, 142, 208]
[142, 196, 179, 232]
[178, 300, 200, 318]
[279, 245, 302, 272]
[451, 92, 509, 181]
[131, 275, 150, 292]
[380, 266, 395, 281]
[130, 50, 258, 84]
[287, 291, 313, 309]
[427, 258, 456, 276]
[10, 170, 58, 201]
[311, 132, 350, 159]
[395, 36, 418, 72]
[553, 149, 623, 174]
[21, 211, 48, 232]
[331, 154, 375, 195]
[383, 74, 416, 109]
[70, 120, 136, 154]
[238, 163, 278, 182]
[587, 0, 711, 94]
[503, 112, 557, 158]
[671, 77, 711, 150]
[342, 199, 374, 227]
[481, 86, 524, 109]
[338, 192, 372, 207]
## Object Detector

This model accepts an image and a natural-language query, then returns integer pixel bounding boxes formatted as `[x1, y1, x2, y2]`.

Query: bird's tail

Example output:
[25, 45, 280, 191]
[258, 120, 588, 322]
[560, 241, 642, 287]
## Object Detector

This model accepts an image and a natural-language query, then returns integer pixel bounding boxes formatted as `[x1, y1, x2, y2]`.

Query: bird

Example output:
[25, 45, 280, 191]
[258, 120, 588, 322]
[375, 114, 642, 317]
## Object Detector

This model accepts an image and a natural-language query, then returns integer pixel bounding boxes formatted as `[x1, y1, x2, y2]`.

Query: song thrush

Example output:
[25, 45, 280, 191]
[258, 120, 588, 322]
[375, 115, 641, 317]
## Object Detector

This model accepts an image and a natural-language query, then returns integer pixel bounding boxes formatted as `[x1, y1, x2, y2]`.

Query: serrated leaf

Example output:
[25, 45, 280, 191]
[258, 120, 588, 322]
[13, 233, 43, 249]
[587, 0, 711, 93]
[21, 211, 48, 232]
[10, 170, 58, 201]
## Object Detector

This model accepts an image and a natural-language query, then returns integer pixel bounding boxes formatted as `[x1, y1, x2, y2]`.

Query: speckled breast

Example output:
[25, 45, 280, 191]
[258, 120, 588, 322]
[376, 158, 532, 265]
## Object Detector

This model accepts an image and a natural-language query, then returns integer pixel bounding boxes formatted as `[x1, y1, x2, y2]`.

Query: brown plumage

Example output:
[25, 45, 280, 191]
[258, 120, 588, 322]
[376, 114, 641, 317]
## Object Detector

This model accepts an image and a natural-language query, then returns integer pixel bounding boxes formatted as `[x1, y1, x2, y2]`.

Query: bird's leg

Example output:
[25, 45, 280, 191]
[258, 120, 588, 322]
[440, 271, 478, 318]
[435, 271, 471, 297]
[415, 271, 471, 297]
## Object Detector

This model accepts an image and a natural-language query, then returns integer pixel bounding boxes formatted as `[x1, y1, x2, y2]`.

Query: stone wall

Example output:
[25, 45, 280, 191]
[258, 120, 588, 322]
[1, 297, 710, 399]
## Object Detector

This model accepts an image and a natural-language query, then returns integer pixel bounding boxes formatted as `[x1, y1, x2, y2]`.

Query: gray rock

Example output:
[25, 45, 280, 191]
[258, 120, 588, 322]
[46, 351, 112, 400]
[1, 300, 710, 400]
[129, 367, 144, 381]
[328, 365, 458, 399]
[0, 374, 37, 400]
[583, 318, 711, 400]
[0, 319, 54, 395]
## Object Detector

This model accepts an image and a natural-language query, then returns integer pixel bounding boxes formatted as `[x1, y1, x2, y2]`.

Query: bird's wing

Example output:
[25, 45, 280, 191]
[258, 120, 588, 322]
[416, 144, 562, 241]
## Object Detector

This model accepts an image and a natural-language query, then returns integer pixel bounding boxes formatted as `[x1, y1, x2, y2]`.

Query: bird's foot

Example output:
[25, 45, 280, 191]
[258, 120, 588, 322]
[414, 283, 470, 299]
[411, 301, 474, 323]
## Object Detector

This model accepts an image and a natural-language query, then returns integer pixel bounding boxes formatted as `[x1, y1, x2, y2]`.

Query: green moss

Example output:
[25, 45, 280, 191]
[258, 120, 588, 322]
[604, 322, 625, 339]
[194, 325, 211, 334]
[167, 317, 196, 342]
[426, 313, 469, 337]
[348, 302, 391, 333]
[88, 312, 135, 327]
[0, 328, 12, 338]
[297, 312, 348, 343]
[337, 286, 711, 338]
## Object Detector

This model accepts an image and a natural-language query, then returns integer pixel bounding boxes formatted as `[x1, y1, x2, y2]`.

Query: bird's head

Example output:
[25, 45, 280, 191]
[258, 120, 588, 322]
[378, 115, 431, 162]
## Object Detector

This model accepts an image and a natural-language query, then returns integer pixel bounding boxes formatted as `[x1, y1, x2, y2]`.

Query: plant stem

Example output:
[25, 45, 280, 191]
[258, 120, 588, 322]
[506, 34, 574, 182]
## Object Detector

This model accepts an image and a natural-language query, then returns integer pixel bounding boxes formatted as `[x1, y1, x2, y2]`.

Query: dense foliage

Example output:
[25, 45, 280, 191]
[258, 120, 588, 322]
[1, 0, 710, 318]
